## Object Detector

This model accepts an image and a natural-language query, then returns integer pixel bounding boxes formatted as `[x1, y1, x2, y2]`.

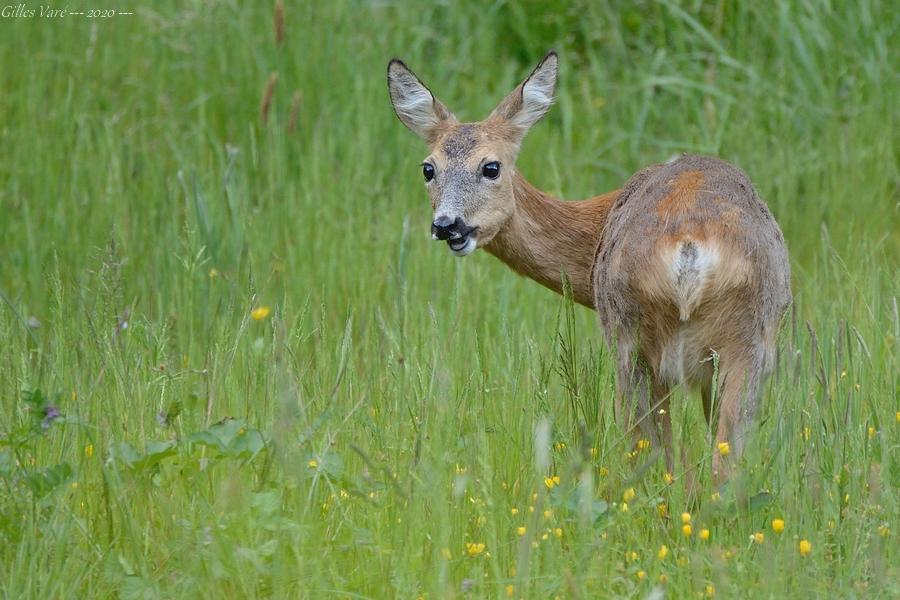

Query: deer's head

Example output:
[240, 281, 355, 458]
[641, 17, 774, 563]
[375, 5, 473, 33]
[387, 52, 558, 256]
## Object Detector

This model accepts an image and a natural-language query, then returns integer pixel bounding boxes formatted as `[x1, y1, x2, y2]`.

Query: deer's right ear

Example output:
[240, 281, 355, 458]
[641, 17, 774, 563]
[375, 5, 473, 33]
[387, 59, 455, 141]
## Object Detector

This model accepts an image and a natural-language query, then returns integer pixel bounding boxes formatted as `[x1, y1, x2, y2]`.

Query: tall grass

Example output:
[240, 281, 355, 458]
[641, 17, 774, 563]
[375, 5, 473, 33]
[0, 1, 897, 597]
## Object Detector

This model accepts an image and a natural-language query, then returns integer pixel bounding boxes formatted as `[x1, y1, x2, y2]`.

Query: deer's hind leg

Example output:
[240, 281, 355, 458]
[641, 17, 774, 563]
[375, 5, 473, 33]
[710, 342, 769, 482]
[614, 336, 674, 472]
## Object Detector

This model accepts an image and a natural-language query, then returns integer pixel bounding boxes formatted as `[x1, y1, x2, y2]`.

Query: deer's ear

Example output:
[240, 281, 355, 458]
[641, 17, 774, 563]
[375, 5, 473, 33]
[387, 59, 455, 141]
[490, 51, 557, 140]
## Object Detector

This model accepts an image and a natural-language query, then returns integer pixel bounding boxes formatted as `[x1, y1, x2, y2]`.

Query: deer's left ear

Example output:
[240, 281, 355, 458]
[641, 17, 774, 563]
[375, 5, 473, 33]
[387, 59, 456, 142]
[490, 51, 558, 140]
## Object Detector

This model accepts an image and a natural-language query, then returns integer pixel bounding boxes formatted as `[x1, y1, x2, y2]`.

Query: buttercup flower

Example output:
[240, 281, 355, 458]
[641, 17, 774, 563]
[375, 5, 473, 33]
[465, 542, 486, 557]
[798, 540, 812, 556]
[717, 441, 730, 456]
[772, 518, 785, 533]
[251, 306, 271, 321]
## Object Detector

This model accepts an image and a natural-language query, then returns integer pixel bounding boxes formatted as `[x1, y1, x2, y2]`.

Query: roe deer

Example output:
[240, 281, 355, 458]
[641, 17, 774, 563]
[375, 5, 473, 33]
[387, 51, 791, 483]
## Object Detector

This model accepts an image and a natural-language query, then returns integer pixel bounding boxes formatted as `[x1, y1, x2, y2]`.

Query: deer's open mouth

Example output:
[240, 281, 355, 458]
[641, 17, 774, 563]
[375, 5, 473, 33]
[447, 231, 477, 256]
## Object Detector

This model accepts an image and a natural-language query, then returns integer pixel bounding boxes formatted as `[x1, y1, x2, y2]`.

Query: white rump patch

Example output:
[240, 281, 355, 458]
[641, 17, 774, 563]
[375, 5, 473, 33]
[670, 240, 718, 321]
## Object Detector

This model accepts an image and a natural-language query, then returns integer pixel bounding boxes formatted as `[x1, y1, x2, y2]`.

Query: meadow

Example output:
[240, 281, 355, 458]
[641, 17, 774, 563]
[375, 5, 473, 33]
[0, 1, 897, 597]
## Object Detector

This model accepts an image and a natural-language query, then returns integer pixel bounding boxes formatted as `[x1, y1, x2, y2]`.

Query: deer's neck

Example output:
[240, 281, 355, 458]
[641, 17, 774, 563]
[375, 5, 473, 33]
[484, 173, 619, 309]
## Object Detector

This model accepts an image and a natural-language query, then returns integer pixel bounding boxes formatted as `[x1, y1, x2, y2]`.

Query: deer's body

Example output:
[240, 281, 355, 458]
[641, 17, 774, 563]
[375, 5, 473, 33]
[388, 52, 791, 481]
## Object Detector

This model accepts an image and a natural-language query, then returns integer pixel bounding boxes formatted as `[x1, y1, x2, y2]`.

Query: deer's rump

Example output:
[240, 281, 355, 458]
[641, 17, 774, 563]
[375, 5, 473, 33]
[592, 154, 791, 386]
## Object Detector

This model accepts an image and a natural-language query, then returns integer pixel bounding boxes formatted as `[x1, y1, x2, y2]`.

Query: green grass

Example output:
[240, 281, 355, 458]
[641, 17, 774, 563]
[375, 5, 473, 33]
[1, 1, 897, 597]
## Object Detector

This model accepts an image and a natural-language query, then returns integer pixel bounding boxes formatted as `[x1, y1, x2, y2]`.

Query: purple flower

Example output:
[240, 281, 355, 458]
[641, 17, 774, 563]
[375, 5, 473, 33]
[41, 405, 61, 430]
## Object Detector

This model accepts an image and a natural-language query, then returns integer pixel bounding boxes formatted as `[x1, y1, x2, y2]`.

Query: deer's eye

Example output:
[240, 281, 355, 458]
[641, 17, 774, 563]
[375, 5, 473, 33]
[482, 161, 501, 180]
[422, 163, 435, 182]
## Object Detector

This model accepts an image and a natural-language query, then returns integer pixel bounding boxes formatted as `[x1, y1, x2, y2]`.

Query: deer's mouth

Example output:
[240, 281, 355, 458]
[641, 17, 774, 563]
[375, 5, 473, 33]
[447, 233, 477, 256]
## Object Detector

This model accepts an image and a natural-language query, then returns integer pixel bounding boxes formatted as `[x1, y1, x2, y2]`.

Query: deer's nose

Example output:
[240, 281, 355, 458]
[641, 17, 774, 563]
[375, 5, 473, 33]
[431, 215, 460, 241]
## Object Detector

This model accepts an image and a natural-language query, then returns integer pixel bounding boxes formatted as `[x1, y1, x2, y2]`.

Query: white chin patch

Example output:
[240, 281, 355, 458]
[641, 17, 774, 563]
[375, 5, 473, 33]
[449, 237, 477, 257]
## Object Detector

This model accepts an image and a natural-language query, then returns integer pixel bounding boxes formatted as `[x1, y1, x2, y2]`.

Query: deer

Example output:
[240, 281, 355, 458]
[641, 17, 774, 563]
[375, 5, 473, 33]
[386, 51, 792, 485]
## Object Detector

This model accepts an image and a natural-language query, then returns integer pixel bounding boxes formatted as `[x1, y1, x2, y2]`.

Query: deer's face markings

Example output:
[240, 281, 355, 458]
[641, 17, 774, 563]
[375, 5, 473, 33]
[387, 53, 558, 257]
[421, 123, 520, 255]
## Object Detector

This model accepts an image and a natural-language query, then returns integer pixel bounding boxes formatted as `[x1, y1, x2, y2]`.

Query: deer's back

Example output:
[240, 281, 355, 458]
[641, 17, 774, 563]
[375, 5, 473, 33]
[593, 154, 791, 378]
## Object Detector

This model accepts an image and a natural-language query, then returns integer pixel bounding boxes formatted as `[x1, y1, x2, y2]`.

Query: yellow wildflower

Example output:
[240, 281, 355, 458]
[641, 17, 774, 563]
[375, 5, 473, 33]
[511, 507, 519, 516]
[663, 472, 674, 485]
[516, 526, 527, 536]
[752, 532, 764, 544]
[877, 525, 890, 537]
[554, 441, 567, 451]
[637, 439, 651, 451]
[658, 544, 669, 559]
[84, 444, 94, 458]
[621, 502, 629, 512]
[543, 509, 553, 519]
[628, 551, 638, 562]
[867, 426, 876, 439]
[717, 441, 730, 456]
[544, 475, 560, 489]
[657, 502, 668, 517]
[802, 426, 811, 441]
[590, 447, 599, 459]
[553, 527, 563, 539]
[251, 306, 271, 321]
[505, 584, 515, 598]
[772, 518, 785, 533]
[636, 570, 646, 581]
[598, 466, 609, 477]
[307, 459, 318, 469]
[895, 411, 900, 423]
[711, 492, 721, 502]
[681, 512, 692, 524]
[705, 584, 715, 597]
[541, 532, 549, 540]
[623, 487, 636, 503]
[209, 268, 219, 278]
[798, 539, 812, 556]
[700, 528, 710, 541]
[683, 524, 693, 537]
[528, 505, 535, 513]
[465, 542, 485, 557]
[339, 489, 349, 499]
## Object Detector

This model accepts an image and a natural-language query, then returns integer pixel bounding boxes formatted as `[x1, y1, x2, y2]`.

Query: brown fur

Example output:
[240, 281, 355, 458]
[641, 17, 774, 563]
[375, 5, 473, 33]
[484, 176, 617, 308]
[387, 54, 792, 485]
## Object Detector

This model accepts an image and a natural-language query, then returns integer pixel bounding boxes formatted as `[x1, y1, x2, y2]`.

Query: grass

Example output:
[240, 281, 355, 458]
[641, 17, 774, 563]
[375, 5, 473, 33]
[0, 1, 897, 597]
